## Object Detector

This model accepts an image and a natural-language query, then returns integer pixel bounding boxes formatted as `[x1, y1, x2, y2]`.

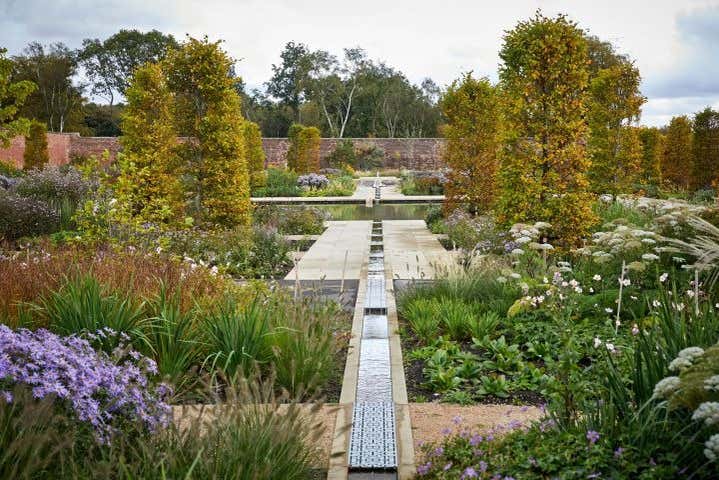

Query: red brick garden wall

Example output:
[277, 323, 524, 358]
[0, 133, 75, 169]
[1, 134, 446, 171]
[262, 137, 446, 170]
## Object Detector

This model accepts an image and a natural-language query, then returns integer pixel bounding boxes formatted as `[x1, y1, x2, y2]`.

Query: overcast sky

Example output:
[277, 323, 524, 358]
[2, 0, 718, 127]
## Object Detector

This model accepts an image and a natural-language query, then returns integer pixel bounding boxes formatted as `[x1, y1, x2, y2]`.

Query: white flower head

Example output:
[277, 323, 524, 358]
[652, 376, 681, 399]
[592, 274, 602, 281]
[659, 272, 669, 283]
[668, 347, 705, 372]
[705, 375, 719, 392]
[593, 337, 603, 348]
[693, 402, 719, 426]
[705, 434, 719, 461]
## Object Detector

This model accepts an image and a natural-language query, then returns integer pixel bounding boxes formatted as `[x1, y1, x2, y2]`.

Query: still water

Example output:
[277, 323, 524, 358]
[310, 203, 437, 221]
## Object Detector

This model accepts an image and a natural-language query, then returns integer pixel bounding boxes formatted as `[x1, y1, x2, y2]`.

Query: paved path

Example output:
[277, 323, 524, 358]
[285, 221, 371, 280]
[383, 220, 453, 279]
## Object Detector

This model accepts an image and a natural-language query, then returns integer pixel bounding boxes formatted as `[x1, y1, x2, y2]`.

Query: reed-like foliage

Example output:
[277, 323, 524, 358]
[28, 275, 149, 350]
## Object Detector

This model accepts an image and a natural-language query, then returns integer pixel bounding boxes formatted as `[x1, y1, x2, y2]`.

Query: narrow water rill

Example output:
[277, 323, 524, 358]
[348, 186, 399, 477]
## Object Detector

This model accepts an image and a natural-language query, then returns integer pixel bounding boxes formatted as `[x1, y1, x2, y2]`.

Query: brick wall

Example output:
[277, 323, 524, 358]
[1, 134, 447, 171]
[262, 137, 447, 170]
[0, 133, 74, 169]
[69, 136, 121, 162]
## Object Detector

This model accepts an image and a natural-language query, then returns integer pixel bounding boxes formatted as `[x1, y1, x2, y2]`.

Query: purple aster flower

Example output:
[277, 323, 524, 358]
[614, 447, 624, 458]
[443, 462, 452, 471]
[461, 467, 478, 479]
[586, 430, 600, 445]
[0, 326, 170, 443]
[417, 462, 432, 475]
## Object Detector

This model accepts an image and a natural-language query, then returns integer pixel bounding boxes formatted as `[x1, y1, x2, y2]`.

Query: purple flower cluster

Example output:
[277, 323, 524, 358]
[297, 173, 330, 190]
[0, 325, 170, 443]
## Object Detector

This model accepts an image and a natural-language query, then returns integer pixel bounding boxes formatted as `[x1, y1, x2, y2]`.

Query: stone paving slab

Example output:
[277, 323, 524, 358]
[285, 221, 371, 280]
[382, 220, 454, 280]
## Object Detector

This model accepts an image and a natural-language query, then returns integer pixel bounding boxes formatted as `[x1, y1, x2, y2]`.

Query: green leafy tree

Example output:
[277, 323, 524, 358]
[12, 42, 86, 133]
[663, 115, 693, 190]
[266, 42, 322, 122]
[496, 12, 595, 246]
[166, 36, 250, 227]
[79, 29, 178, 107]
[441, 73, 501, 214]
[116, 62, 184, 226]
[587, 60, 645, 194]
[23, 121, 49, 170]
[83, 102, 124, 136]
[637, 126, 664, 190]
[0, 48, 35, 147]
[243, 121, 266, 190]
[691, 107, 719, 191]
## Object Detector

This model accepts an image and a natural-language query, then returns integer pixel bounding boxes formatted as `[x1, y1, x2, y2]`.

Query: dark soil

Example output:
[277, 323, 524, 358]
[322, 330, 351, 403]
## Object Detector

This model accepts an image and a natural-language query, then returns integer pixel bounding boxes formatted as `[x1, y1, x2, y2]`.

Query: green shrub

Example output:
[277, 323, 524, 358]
[146, 286, 201, 400]
[400, 298, 440, 343]
[254, 168, 300, 197]
[203, 297, 273, 379]
[0, 159, 21, 177]
[326, 139, 356, 168]
[437, 299, 475, 341]
[424, 204, 445, 233]
[253, 204, 326, 235]
[28, 275, 148, 351]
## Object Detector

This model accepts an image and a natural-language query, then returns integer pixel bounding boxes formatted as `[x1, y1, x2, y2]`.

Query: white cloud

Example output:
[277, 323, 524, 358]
[2, 0, 718, 126]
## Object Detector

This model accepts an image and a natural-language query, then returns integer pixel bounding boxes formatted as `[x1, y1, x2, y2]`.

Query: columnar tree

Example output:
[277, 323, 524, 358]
[691, 107, 719, 191]
[286, 123, 303, 171]
[637, 126, 664, 190]
[587, 60, 645, 193]
[297, 126, 321, 174]
[663, 115, 693, 190]
[166, 37, 250, 227]
[496, 12, 595, 246]
[23, 121, 49, 170]
[243, 121, 266, 190]
[441, 73, 501, 214]
[0, 48, 35, 146]
[116, 62, 184, 225]
[286, 123, 320, 174]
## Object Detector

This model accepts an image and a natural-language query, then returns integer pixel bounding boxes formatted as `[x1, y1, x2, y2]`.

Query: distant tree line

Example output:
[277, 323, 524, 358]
[5, 33, 440, 138]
